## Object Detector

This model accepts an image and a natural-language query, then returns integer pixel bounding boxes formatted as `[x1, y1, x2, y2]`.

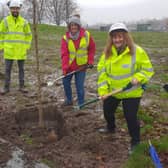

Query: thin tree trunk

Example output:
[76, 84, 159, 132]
[32, 0, 44, 128]
[65, 0, 69, 21]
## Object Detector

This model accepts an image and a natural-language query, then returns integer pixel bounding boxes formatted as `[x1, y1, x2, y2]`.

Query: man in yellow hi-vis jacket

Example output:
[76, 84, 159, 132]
[0, 0, 32, 94]
[97, 23, 154, 154]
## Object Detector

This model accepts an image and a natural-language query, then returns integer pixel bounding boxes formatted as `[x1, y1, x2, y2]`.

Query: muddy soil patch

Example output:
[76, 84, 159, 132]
[0, 104, 130, 168]
[15, 104, 67, 140]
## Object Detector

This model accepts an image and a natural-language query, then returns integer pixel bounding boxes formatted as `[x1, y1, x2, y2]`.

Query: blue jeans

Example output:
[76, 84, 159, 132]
[63, 71, 86, 106]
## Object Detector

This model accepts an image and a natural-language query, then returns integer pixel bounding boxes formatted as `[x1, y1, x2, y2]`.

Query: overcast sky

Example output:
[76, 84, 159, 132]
[1, 0, 167, 25]
[76, 0, 168, 25]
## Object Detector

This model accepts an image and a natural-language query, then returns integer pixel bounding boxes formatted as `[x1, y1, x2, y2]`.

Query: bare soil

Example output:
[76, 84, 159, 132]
[0, 52, 168, 168]
[0, 88, 130, 168]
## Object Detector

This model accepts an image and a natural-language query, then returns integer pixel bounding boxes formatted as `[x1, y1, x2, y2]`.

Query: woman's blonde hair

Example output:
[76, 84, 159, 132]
[104, 31, 135, 59]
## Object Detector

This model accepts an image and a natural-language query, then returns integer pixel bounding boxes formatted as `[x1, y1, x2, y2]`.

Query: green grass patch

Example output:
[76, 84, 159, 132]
[160, 73, 168, 81]
[141, 124, 154, 135]
[28, 24, 168, 70]
[159, 92, 168, 99]
[138, 110, 154, 135]
[132, 32, 168, 48]
[123, 142, 154, 168]
[157, 136, 168, 151]
[20, 134, 33, 145]
[138, 111, 154, 124]
[123, 136, 168, 168]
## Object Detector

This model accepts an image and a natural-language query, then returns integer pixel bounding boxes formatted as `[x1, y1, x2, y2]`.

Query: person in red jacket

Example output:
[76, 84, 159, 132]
[60, 16, 95, 106]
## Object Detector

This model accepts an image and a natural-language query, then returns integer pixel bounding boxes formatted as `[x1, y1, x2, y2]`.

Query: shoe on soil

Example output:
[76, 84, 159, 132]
[128, 142, 140, 155]
[62, 101, 73, 107]
[0, 88, 10, 95]
[98, 127, 115, 134]
[18, 86, 28, 93]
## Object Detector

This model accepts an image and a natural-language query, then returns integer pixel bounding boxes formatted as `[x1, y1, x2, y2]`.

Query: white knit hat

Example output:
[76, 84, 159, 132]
[68, 16, 81, 26]
[109, 22, 128, 33]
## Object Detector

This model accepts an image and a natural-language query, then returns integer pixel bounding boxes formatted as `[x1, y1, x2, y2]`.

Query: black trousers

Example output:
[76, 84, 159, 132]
[103, 96, 141, 146]
[4, 59, 25, 89]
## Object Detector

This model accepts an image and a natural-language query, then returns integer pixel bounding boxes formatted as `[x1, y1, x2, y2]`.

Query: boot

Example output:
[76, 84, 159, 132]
[98, 127, 115, 134]
[18, 86, 28, 93]
[1, 87, 10, 95]
[61, 100, 73, 107]
[128, 142, 140, 155]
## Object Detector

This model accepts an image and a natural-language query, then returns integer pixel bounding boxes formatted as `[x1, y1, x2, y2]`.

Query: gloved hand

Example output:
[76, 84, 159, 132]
[63, 70, 67, 76]
[87, 64, 94, 69]
[63, 66, 71, 76]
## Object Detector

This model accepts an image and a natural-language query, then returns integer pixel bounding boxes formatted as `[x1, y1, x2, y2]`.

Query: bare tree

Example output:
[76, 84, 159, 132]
[65, 0, 69, 21]
[22, 0, 46, 23]
[36, 0, 45, 23]
[22, 0, 78, 25]
[0, 3, 10, 20]
[45, 0, 78, 25]
[63, 0, 78, 22]
[45, 0, 64, 25]
[21, 0, 33, 22]
[32, 0, 44, 127]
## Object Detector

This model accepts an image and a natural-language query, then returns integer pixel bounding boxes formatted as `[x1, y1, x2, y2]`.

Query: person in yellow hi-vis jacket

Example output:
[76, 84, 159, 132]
[97, 23, 154, 154]
[0, 0, 32, 94]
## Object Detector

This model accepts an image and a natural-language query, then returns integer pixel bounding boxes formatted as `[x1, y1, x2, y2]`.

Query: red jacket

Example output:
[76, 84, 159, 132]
[60, 28, 95, 73]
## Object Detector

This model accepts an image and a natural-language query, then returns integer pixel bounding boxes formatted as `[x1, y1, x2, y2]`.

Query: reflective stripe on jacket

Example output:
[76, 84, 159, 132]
[0, 15, 32, 60]
[63, 31, 90, 65]
[97, 45, 154, 98]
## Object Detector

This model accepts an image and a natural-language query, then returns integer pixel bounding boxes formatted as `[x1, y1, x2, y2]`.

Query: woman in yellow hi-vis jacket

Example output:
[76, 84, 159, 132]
[97, 23, 154, 153]
[0, 0, 32, 94]
[61, 16, 95, 106]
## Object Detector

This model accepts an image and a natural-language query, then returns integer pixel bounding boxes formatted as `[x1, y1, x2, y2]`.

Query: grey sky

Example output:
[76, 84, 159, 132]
[1, 0, 167, 25]
[76, 0, 168, 25]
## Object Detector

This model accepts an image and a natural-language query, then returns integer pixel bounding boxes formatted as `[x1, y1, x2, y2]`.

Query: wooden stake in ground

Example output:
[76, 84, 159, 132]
[32, 0, 44, 127]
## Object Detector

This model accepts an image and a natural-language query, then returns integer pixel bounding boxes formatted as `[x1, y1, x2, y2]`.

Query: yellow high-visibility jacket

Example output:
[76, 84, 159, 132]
[63, 31, 90, 65]
[97, 45, 154, 98]
[0, 14, 32, 60]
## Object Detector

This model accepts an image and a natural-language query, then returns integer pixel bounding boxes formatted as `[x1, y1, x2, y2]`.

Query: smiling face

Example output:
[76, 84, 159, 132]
[111, 32, 125, 49]
[69, 23, 80, 34]
[10, 7, 20, 17]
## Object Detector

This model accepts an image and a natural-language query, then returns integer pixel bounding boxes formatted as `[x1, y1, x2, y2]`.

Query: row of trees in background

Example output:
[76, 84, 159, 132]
[0, 0, 78, 25]
[1, 0, 168, 31]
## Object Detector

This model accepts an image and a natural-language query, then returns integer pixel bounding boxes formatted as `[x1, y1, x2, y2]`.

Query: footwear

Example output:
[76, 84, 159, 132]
[62, 101, 73, 107]
[18, 86, 28, 93]
[1, 88, 10, 95]
[98, 127, 115, 134]
[128, 142, 140, 155]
